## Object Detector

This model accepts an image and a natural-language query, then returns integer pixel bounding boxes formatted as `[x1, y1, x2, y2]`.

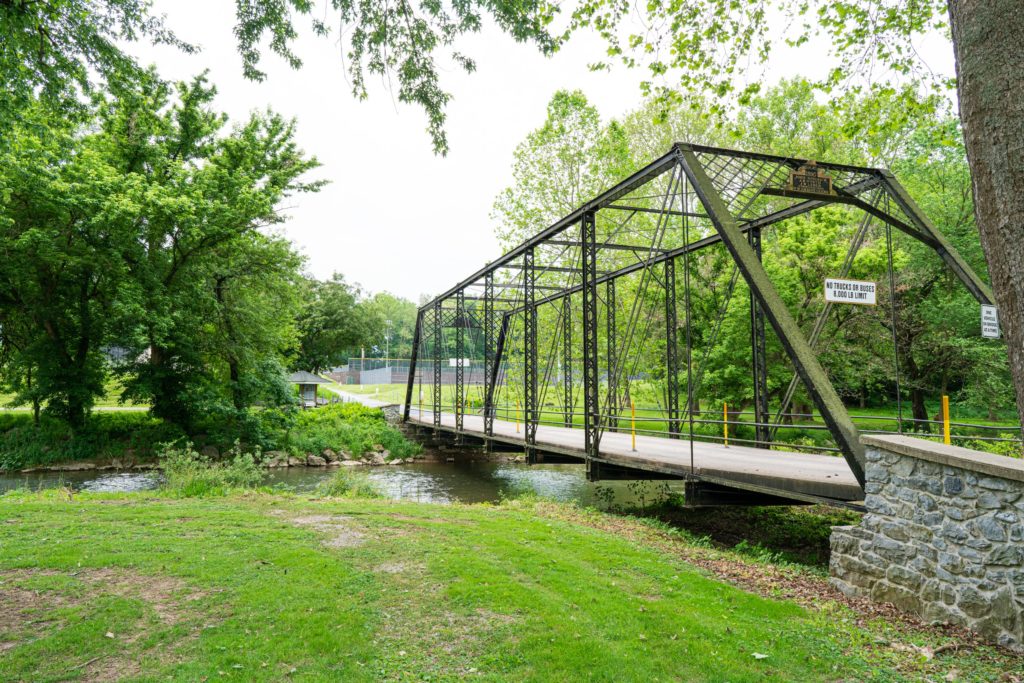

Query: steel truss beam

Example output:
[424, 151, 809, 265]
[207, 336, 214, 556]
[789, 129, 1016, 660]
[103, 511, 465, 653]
[605, 204, 708, 219]
[678, 148, 867, 485]
[432, 300, 442, 429]
[547, 240, 667, 254]
[664, 258, 680, 438]
[748, 228, 770, 448]
[484, 314, 510, 437]
[524, 248, 538, 462]
[879, 172, 994, 305]
[483, 273, 495, 450]
[403, 309, 423, 421]
[606, 279, 617, 431]
[455, 289, 465, 440]
[581, 212, 600, 474]
[563, 297, 573, 428]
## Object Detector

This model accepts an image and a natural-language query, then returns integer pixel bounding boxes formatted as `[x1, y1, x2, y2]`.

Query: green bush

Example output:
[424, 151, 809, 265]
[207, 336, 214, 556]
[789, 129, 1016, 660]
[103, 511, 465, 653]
[159, 441, 265, 497]
[315, 467, 383, 498]
[285, 403, 421, 459]
[0, 412, 184, 472]
[962, 434, 1023, 458]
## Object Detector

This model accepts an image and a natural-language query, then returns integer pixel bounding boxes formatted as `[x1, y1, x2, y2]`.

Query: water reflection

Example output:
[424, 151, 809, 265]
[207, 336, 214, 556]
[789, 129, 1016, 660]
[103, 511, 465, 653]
[2, 460, 675, 509]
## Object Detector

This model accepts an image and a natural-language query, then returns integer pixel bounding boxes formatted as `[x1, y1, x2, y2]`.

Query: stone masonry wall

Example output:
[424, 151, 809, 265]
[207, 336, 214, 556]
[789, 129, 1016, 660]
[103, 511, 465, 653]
[830, 435, 1024, 650]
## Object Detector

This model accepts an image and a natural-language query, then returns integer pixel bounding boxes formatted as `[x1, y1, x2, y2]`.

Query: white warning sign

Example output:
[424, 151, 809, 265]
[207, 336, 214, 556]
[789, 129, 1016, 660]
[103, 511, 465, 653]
[981, 305, 1000, 339]
[824, 278, 876, 306]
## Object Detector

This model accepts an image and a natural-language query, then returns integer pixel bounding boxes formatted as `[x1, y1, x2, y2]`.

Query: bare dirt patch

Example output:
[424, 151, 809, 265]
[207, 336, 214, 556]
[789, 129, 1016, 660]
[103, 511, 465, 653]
[285, 514, 366, 548]
[374, 560, 428, 575]
[0, 567, 207, 658]
[79, 656, 142, 683]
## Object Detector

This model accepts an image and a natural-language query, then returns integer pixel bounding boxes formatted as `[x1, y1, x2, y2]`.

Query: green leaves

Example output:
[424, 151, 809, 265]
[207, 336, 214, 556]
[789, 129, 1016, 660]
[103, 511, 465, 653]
[231, 0, 561, 154]
[0, 65, 320, 434]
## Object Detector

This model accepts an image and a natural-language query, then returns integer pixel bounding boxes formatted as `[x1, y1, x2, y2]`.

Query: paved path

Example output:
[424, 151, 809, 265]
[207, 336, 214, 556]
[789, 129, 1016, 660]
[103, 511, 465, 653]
[323, 386, 401, 409]
[407, 408, 863, 503]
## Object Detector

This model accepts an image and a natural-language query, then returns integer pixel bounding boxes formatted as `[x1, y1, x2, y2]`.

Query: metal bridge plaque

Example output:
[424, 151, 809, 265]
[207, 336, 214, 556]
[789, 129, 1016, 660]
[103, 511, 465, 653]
[787, 162, 834, 195]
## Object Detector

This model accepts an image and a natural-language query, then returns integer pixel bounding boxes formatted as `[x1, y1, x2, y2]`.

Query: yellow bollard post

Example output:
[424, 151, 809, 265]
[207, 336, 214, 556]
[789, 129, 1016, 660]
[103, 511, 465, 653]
[723, 402, 729, 447]
[631, 400, 637, 451]
[516, 400, 520, 434]
[942, 395, 951, 446]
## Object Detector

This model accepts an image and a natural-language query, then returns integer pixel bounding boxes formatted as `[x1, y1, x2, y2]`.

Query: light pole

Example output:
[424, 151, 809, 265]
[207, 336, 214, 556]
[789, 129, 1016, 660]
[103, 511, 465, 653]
[385, 319, 392, 369]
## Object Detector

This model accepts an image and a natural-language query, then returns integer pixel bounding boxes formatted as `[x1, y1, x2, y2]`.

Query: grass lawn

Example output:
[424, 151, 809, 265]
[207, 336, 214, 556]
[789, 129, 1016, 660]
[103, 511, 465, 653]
[0, 379, 147, 411]
[1, 491, 1019, 681]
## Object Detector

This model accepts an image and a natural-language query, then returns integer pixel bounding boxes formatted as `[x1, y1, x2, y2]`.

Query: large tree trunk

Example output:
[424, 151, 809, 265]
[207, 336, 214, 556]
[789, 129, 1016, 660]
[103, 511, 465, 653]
[948, 1, 1024, 426]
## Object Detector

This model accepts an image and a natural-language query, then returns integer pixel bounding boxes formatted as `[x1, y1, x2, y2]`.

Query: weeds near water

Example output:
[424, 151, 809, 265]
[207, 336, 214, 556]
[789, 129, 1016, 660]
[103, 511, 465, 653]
[159, 441, 264, 497]
[316, 468, 384, 499]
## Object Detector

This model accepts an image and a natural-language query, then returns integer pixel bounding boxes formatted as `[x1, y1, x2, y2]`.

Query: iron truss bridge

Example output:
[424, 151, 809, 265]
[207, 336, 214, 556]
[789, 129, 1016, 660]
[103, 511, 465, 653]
[403, 143, 994, 507]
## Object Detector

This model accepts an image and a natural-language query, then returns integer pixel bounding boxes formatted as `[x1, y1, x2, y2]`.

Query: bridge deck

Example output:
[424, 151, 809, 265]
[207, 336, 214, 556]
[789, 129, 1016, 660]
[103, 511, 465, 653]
[407, 409, 863, 504]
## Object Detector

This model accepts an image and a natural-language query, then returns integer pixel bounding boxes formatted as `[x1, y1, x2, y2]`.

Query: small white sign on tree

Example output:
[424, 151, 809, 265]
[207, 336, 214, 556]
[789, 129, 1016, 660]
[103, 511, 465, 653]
[824, 278, 876, 306]
[981, 305, 1001, 339]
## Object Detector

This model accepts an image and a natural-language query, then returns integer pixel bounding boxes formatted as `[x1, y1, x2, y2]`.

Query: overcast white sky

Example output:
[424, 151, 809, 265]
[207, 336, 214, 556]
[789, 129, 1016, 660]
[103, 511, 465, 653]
[133, 3, 955, 302]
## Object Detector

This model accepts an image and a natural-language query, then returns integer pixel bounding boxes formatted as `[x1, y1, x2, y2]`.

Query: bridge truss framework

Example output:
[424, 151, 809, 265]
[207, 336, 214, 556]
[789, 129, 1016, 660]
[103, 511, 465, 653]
[403, 144, 994, 489]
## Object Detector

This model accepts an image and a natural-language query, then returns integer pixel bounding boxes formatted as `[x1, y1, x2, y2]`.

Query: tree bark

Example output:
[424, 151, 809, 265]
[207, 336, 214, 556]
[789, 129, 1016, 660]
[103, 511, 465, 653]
[948, 0, 1024, 426]
[910, 388, 930, 433]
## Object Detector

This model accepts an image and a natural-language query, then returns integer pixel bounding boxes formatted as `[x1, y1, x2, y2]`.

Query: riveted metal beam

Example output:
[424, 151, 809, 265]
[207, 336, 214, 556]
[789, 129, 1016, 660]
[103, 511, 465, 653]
[432, 300, 442, 430]
[581, 212, 600, 473]
[523, 248, 538, 462]
[403, 309, 423, 422]
[606, 279, 618, 432]
[879, 172, 995, 305]
[665, 258, 680, 439]
[678, 148, 866, 486]
[563, 296, 573, 428]
[748, 228, 770, 448]
[454, 289, 465, 441]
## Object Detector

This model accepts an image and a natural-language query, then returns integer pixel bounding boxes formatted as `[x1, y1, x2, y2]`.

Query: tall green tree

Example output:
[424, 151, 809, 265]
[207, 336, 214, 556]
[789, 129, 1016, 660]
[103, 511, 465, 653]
[0, 102, 133, 428]
[98, 72, 319, 430]
[295, 274, 375, 372]
[492, 90, 632, 248]
[361, 292, 419, 359]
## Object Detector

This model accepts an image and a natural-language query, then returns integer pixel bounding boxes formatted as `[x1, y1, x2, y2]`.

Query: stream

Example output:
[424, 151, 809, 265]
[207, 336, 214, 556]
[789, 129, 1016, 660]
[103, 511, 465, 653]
[0, 458, 676, 509]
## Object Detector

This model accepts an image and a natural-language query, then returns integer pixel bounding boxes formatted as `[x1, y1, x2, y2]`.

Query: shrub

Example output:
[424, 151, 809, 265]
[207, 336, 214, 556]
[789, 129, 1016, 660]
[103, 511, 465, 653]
[285, 403, 421, 459]
[315, 468, 383, 499]
[160, 441, 265, 497]
[0, 412, 185, 472]
[962, 434, 1023, 458]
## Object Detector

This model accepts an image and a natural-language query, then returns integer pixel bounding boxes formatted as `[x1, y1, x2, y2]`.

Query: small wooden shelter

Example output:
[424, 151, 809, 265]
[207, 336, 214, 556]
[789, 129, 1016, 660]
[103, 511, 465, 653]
[288, 371, 331, 409]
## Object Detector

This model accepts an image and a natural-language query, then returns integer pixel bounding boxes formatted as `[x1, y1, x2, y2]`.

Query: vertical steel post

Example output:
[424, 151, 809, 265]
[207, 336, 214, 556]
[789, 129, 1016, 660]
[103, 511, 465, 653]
[483, 272, 494, 447]
[403, 309, 423, 422]
[606, 279, 618, 432]
[454, 289, 465, 441]
[432, 300, 442, 429]
[749, 227, 770, 448]
[581, 212, 600, 475]
[523, 248, 538, 462]
[563, 296, 573, 428]
[485, 314, 509, 437]
[665, 258, 680, 439]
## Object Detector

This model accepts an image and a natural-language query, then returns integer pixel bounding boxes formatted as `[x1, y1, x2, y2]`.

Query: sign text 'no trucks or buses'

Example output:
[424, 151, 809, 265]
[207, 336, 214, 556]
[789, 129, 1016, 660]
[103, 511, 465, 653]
[824, 278, 876, 306]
